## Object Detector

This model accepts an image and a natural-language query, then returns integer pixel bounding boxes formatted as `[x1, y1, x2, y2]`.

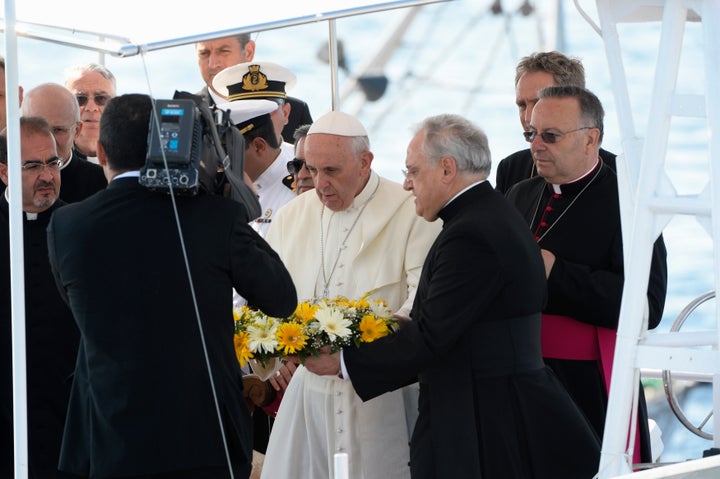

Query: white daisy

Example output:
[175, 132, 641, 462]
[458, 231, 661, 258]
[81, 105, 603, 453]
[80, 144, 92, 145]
[247, 317, 279, 354]
[315, 304, 352, 341]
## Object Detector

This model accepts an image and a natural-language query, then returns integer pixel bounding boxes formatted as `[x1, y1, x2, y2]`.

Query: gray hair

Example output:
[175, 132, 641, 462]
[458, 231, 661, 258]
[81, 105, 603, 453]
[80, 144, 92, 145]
[293, 124, 311, 153]
[348, 135, 371, 156]
[64, 63, 117, 92]
[538, 85, 605, 143]
[515, 51, 585, 88]
[415, 114, 491, 176]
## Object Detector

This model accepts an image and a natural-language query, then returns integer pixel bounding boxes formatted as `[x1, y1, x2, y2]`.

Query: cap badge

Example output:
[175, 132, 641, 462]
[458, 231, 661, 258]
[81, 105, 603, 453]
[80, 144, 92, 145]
[242, 65, 269, 92]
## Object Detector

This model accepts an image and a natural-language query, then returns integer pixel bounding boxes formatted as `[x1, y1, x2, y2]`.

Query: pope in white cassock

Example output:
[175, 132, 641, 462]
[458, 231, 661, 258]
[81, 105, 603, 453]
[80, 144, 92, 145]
[262, 111, 441, 479]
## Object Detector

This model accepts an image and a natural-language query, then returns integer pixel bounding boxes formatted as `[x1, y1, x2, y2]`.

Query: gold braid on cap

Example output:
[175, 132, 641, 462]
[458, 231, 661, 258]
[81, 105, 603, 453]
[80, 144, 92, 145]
[228, 91, 286, 101]
[239, 123, 255, 135]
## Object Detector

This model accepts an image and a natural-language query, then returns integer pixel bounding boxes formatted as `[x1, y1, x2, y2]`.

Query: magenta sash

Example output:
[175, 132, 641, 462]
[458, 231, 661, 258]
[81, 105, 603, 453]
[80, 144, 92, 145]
[542, 314, 642, 464]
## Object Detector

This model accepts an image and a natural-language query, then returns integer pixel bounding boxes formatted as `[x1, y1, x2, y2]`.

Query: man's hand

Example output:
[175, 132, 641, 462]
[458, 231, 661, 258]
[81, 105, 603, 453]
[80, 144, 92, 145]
[393, 312, 411, 329]
[268, 360, 298, 392]
[302, 350, 342, 377]
[540, 249, 556, 278]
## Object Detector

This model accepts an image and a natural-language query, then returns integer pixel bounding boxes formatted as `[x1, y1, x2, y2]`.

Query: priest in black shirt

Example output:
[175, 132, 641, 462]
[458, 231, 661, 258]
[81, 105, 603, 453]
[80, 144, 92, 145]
[506, 85, 667, 464]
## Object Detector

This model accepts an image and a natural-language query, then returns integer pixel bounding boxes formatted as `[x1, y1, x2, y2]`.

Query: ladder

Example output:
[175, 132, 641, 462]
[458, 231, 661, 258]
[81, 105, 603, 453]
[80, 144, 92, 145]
[590, 0, 720, 477]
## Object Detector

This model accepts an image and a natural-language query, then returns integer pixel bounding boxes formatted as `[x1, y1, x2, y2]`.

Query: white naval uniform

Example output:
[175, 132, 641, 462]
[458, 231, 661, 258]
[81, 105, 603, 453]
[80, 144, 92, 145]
[251, 142, 296, 238]
[234, 143, 296, 311]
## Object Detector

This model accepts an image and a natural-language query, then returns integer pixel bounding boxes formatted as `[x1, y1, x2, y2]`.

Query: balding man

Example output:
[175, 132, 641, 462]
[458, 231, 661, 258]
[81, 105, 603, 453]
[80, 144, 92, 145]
[22, 83, 107, 202]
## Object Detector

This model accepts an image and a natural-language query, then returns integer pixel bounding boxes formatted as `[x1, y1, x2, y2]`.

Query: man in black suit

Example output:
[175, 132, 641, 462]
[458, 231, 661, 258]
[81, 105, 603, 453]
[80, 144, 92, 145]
[21, 83, 107, 203]
[303, 114, 600, 479]
[47, 94, 297, 479]
[0, 117, 80, 478]
[495, 51, 616, 193]
[195, 34, 312, 144]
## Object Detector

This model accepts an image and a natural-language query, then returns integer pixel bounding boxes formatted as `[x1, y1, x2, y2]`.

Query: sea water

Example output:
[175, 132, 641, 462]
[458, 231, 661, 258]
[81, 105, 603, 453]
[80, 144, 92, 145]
[5, 0, 715, 463]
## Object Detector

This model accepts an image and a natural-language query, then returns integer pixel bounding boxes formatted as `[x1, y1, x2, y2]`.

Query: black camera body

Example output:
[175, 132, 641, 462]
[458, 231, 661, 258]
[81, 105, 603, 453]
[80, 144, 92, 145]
[141, 99, 203, 194]
[140, 92, 262, 221]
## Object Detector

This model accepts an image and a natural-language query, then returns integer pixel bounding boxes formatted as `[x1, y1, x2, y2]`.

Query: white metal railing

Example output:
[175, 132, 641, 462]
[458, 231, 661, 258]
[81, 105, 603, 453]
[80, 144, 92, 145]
[591, 0, 720, 477]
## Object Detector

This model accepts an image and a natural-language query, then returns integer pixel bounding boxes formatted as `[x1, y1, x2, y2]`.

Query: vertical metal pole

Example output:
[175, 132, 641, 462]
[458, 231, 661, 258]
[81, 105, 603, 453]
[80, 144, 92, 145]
[4, 0, 29, 477]
[598, 1, 687, 476]
[328, 19, 340, 111]
[702, 0, 720, 448]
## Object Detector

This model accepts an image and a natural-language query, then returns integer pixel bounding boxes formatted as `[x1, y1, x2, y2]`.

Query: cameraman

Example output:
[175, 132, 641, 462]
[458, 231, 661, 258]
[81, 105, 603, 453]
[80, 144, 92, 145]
[47, 93, 297, 479]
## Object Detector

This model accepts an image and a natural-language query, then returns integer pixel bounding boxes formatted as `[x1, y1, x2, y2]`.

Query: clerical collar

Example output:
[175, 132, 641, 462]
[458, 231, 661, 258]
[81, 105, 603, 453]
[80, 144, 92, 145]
[444, 179, 487, 209]
[345, 171, 380, 213]
[60, 150, 74, 170]
[550, 157, 601, 195]
[4, 188, 39, 220]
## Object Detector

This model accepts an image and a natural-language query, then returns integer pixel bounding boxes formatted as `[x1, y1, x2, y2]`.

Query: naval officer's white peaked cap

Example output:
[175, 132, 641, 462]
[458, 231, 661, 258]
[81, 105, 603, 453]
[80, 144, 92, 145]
[212, 61, 297, 100]
[308, 111, 368, 137]
[214, 98, 278, 130]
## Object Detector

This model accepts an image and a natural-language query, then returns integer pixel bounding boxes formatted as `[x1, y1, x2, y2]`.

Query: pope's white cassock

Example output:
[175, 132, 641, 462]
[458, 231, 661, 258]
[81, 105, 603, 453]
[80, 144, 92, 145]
[262, 170, 441, 479]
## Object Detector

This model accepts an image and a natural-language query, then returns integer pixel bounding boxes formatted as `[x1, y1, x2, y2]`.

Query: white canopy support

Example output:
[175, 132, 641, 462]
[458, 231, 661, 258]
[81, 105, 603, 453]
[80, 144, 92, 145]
[3, 0, 29, 476]
[590, 0, 720, 477]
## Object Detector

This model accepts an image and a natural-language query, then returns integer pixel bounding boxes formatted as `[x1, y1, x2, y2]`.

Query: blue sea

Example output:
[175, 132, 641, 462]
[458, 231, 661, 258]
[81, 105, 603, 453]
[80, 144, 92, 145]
[5, 0, 716, 464]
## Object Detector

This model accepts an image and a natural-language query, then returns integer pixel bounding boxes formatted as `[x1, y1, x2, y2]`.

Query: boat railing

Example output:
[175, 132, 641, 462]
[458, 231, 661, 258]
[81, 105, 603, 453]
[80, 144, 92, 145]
[590, 0, 720, 477]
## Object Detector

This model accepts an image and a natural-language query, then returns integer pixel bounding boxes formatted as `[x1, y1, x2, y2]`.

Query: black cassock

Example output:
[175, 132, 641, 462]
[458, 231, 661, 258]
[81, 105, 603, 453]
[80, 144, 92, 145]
[0, 199, 81, 479]
[507, 159, 668, 463]
[345, 181, 601, 479]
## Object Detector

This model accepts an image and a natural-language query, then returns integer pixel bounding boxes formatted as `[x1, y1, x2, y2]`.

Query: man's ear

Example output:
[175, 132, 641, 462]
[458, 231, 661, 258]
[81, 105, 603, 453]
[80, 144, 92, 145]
[439, 155, 457, 183]
[96, 141, 108, 167]
[0, 162, 8, 186]
[583, 128, 601, 155]
[251, 137, 267, 153]
[74, 121, 83, 142]
[282, 102, 291, 123]
[359, 150, 374, 175]
[243, 40, 256, 62]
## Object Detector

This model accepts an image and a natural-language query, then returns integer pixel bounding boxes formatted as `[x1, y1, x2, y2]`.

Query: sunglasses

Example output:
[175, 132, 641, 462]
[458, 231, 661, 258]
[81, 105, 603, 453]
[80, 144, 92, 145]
[523, 126, 594, 144]
[76, 94, 111, 107]
[287, 158, 307, 175]
[21, 157, 63, 172]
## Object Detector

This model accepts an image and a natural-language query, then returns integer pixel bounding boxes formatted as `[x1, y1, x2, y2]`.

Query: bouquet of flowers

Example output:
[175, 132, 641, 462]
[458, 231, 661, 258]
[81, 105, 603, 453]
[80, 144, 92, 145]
[233, 293, 399, 368]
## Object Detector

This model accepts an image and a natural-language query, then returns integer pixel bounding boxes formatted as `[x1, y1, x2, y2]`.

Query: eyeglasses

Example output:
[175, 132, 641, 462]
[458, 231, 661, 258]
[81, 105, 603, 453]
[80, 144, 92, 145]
[523, 126, 594, 144]
[287, 158, 306, 175]
[21, 157, 63, 172]
[75, 94, 111, 107]
[401, 167, 419, 180]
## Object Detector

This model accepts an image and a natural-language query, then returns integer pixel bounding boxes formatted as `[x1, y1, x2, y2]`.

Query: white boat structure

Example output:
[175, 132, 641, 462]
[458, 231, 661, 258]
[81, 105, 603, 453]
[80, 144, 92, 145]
[1, 0, 718, 478]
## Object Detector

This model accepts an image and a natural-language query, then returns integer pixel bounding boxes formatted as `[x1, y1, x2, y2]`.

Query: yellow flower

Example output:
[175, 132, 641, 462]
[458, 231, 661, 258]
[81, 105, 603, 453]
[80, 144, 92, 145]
[277, 322, 308, 355]
[349, 298, 370, 309]
[359, 314, 390, 342]
[333, 296, 352, 309]
[234, 331, 253, 367]
[294, 301, 319, 323]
